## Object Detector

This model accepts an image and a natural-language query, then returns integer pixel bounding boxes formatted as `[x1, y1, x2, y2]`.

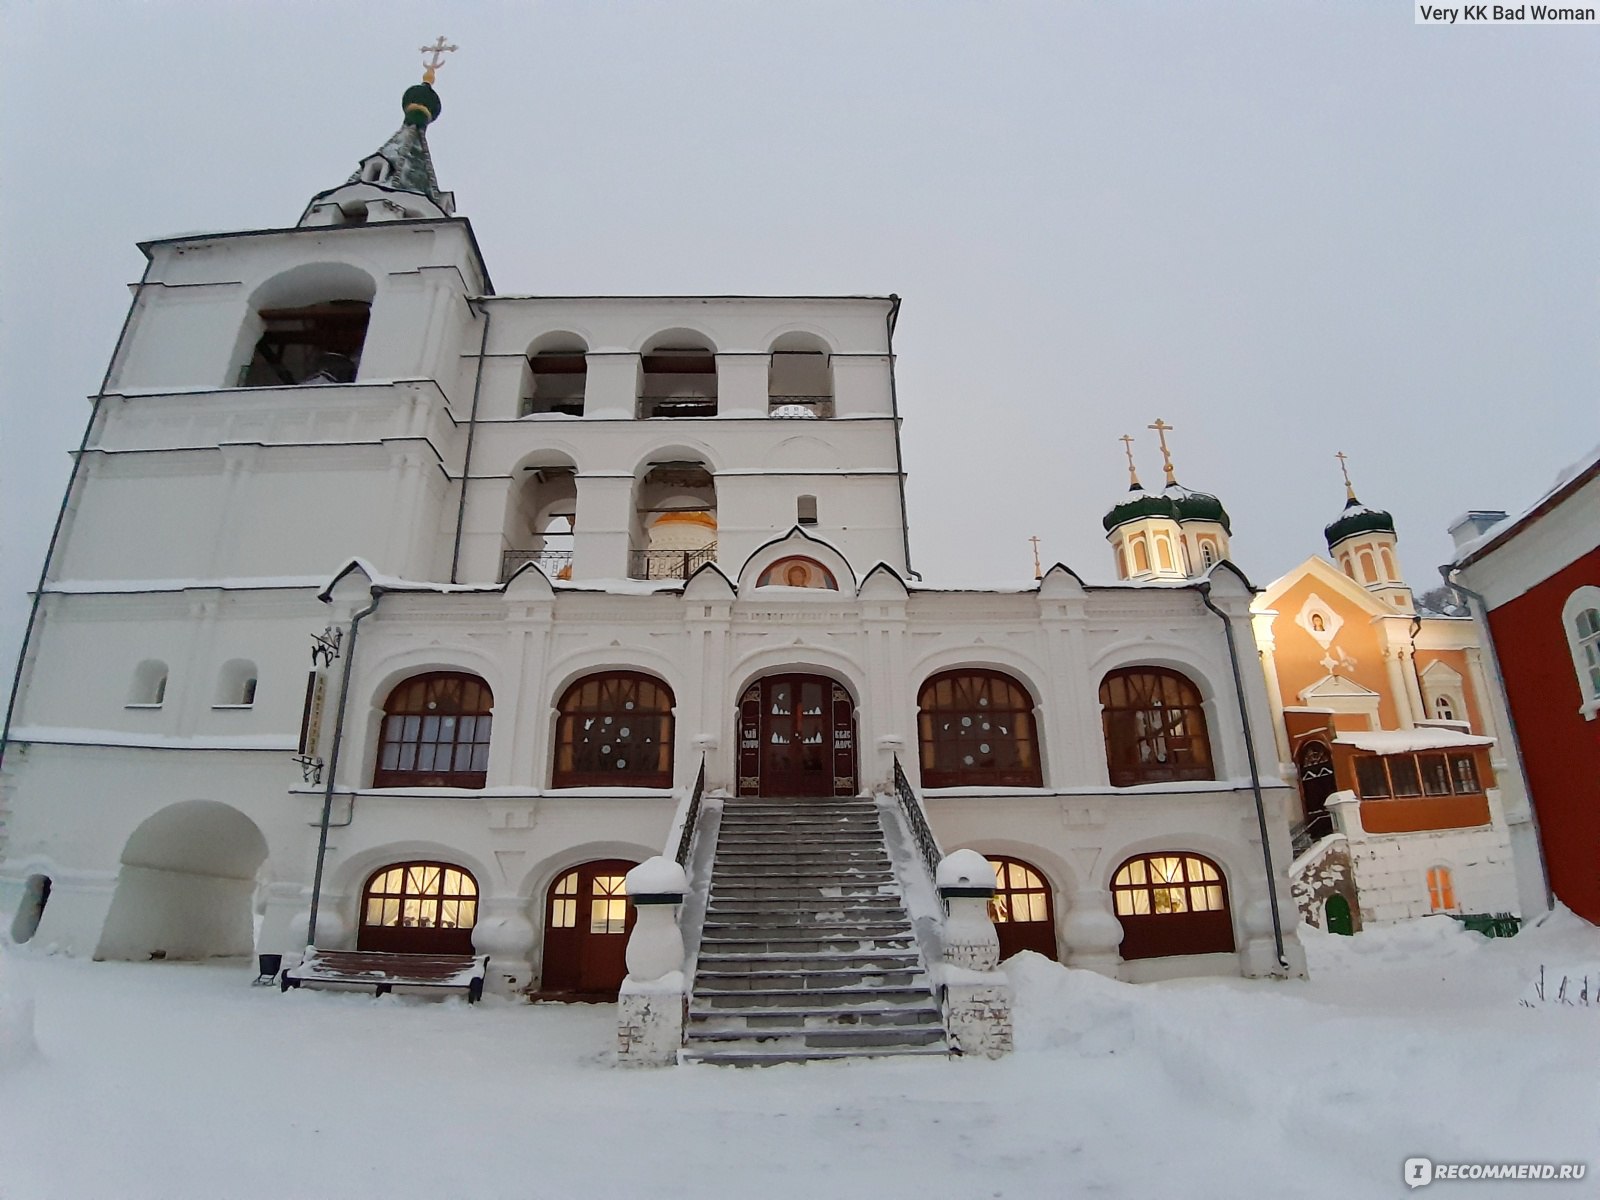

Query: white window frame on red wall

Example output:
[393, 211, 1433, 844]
[1561, 585, 1600, 722]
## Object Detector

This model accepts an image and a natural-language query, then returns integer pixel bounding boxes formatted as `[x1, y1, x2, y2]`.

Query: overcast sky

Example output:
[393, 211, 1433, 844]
[2, 2, 1596, 687]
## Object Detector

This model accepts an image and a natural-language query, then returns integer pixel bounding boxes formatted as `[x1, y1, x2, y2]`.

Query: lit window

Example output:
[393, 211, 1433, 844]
[1426, 865, 1456, 911]
[988, 859, 1050, 924]
[589, 873, 629, 935]
[1110, 853, 1234, 960]
[358, 861, 478, 954]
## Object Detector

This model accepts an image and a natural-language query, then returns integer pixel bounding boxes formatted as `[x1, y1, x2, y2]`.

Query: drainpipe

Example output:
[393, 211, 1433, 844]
[1, 261, 155, 771]
[1197, 580, 1289, 972]
[883, 295, 916, 579]
[449, 298, 493, 584]
[306, 585, 385, 948]
[1444, 572, 1553, 911]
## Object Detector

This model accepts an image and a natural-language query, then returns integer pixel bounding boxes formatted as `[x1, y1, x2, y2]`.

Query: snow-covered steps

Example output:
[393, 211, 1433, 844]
[685, 794, 949, 1066]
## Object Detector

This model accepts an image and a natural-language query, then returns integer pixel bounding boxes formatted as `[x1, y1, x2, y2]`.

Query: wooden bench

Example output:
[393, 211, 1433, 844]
[281, 949, 490, 1002]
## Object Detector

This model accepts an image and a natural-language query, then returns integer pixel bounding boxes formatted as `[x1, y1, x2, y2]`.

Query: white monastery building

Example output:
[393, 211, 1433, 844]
[0, 63, 1309, 1056]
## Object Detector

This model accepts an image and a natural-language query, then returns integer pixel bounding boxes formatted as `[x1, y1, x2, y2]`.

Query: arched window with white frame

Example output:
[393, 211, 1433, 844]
[1563, 585, 1600, 720]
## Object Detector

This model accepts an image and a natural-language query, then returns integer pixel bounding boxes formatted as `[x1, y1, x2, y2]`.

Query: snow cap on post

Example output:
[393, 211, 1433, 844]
[937, 848, 996, 897]
[625, 856, 687, 905]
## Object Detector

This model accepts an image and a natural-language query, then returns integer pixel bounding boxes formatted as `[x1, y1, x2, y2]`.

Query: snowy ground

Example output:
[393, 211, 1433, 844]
[2, 912, 1596, 1200]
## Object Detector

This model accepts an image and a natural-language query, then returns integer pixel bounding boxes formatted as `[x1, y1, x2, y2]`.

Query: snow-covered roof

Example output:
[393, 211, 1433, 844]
[1334, 728, 1493, 754]
[1452, 442, 1600, 569]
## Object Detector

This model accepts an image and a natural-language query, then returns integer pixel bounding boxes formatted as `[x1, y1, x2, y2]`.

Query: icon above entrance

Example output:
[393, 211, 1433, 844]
[737, 673, 857, 797]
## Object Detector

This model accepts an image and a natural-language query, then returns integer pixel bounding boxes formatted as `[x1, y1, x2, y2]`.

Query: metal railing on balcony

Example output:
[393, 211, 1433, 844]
[1290, 811, 1336, 858]
[629, 545, 716, 581]
[500, 549, 574, 582]
[640, 394, 718, 419]
[767, 394, 834, 419]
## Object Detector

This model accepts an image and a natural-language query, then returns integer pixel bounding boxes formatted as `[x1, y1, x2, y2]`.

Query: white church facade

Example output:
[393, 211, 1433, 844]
[0, 68, 1307, 1021]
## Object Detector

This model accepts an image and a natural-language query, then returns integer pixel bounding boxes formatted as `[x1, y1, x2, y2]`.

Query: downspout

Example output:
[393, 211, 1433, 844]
[1, 260, 155, 770]
[449, 298, 493, 584]
[306, 585, 385, 948]
[883, 295, 916, 579]
[1444, 572, 1554, 911]
[1197, 580, 1289, 972]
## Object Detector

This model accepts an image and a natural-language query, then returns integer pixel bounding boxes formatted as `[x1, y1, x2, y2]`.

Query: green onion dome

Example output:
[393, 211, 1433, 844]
[1165, 483, 1232, 534]
[402, 82, 442, 127]
[1324, 497, 1396, 550]
[1103, 485, 1181, 533]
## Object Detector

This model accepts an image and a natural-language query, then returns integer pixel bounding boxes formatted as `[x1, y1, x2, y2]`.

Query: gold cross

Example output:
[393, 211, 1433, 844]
[1118, 434, 1142, 489]
[1336, 450, 1355, 500]
[1147, 418, 1176, 485]
[1029, 535, 1042, 580]
[420, 36, 458, 83]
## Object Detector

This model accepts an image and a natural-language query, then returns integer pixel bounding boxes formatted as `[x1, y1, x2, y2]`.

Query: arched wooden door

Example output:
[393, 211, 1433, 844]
[988, 857, 1058, 961]
[1111, 853, 1235, 960]
[541, 859, 637, 998]
[358, 862, 478, 956]
[1324, 892, 1354, 936]
[737, 674, 857, 797]
[1297, 740, 1337, 836]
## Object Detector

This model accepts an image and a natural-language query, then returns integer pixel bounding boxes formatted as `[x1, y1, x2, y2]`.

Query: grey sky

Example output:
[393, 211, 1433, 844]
[3, 2, 1596, 686]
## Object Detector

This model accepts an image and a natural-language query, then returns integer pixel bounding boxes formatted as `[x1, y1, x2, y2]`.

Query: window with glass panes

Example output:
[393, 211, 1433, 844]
[552, 672, 674, 788]
[1353, 751, 1485, 799]
[1110, 853, 1234, 959]
[1098, 668, 1214, 786]
[358, 862, 478, 954]
[916, 670, 1042, 787]
[374, 673, 492, 788]
[1576, 607, 1600, 697]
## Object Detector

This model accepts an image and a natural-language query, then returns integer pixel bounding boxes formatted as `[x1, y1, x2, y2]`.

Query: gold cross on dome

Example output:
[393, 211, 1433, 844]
[1029, 535, 1042, 580]
[1119, 434, 1142, 488]
[1336, 450, 1355, 499]
[1147, 418, 1176, 485]
[420, 36, 458, 83]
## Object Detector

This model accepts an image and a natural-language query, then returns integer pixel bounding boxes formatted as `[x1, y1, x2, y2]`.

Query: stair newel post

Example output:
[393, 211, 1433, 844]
[935, 849, 1014, 1059]
[616, 856, 689, 1068]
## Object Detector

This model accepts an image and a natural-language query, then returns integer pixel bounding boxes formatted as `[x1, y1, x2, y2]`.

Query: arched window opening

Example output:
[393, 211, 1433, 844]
[1200, 541, 1217, 568]
[503, 461, 578, 582]
[917, 669, 1042, 788]
[1156, 538, 1174, 571]
[1099, 668, 1214, 787]
[1426, 865, 1456, 912]
[631, 461, 716, 579]
[769, 335, 833, 418]
[987, 857, 1057, 961]
[797, 494, 819, 526]
[639, 340, 717, 418]
[1132, 538, 1150, 574]
[240, 300, 371, 387]
[215, 658, 258, 707]
[1340, 554, 1354, 578]
[553, 672, 675, 788]
[1567, 595, 1600, 712]
[541, 859, 637, 997]
[521, 339, 588, 417]
[1433, 694, 1456, 721]
[374, 673, 493, 789]
[756, 556, 837, 589]
[129, 659, 168, 707]
[1359, 551, 1377, 584]
[1115, 545, 1129, 580]
[1380, 547, 1397, 579]
[358, 862, 478, 955]
[1111, 853, 1234, 960]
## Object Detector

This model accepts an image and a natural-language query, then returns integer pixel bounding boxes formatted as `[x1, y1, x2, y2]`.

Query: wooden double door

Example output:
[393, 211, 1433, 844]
[738, 674, 857, 797]
[541, 859, 636, 998]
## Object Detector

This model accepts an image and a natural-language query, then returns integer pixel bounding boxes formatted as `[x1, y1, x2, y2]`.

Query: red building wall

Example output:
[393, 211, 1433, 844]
[1487, 546, 1600, 923]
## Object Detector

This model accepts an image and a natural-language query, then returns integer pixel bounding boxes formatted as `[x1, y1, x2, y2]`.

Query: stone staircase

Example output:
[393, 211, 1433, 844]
[684, 794, 949, 1066]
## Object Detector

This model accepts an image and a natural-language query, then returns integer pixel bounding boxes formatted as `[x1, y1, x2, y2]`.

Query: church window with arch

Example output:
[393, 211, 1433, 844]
[1098, 668, 1214, 787]
[917, 670, 1042, 788]
[552, 672, 675, 788]
[1564, 587, 1600, 718]
[374, 673, 493, 788]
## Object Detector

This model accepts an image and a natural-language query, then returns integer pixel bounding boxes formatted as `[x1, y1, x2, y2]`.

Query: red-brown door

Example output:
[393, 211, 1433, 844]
[737, 674, 856, 797]
[541, 860, 637, 998]
[988, 857, 1058, 961]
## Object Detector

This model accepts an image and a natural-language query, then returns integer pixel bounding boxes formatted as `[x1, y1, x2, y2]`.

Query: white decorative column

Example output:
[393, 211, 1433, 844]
[470, 897, 538, 996]
[1060, 887, 1125, 977]
[935, 849, 1012, 1059]
[616, 857, 688, 1068]
[582, 353, 640, 419]
[715, 353, 768, 418]
[572, 473, 635, 579]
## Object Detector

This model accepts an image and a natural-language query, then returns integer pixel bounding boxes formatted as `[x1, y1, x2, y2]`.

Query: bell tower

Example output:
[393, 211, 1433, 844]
[1324, 452, 1413, 612]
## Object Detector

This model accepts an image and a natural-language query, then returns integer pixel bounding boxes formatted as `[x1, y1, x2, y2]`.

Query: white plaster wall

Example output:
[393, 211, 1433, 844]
[94, 866, 256, 960]
[1347, 822, 1520, 925]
